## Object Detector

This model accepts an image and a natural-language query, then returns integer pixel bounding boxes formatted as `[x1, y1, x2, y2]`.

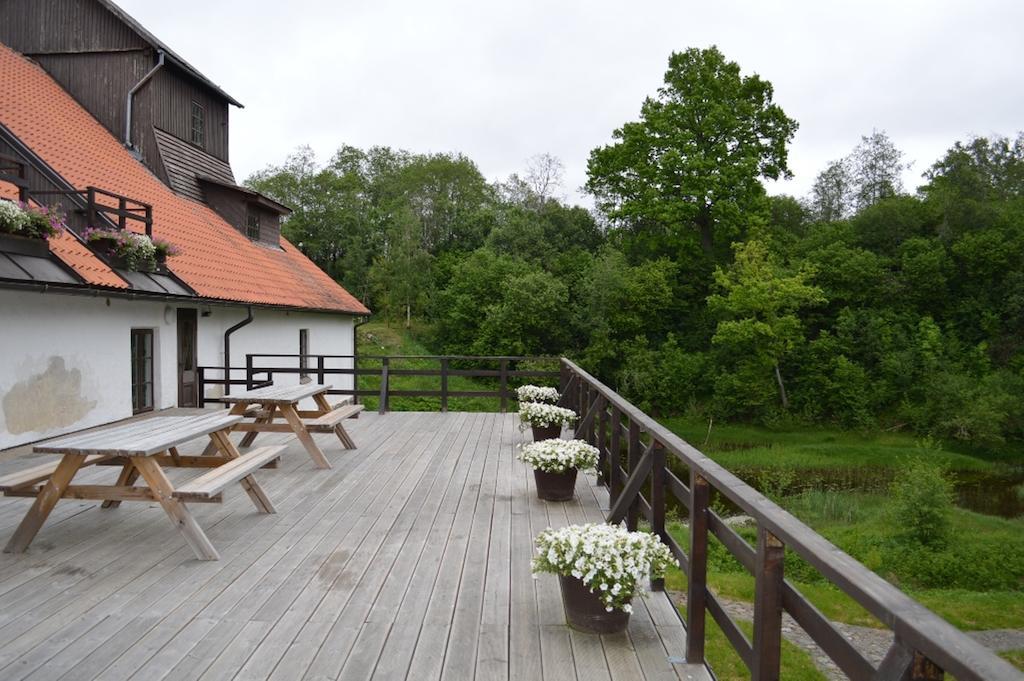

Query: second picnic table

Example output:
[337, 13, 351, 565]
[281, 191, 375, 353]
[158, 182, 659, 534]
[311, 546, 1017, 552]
[214, 383, 363, 469]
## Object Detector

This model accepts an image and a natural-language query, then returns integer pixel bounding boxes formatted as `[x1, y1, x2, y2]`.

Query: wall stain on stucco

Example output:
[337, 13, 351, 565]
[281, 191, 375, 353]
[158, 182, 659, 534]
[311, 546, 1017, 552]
[3, 357, 96, 434]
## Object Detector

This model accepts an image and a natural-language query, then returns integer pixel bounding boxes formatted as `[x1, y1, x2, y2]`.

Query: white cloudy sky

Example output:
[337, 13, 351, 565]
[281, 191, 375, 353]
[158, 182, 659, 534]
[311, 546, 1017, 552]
[122, 0, 1023, 205]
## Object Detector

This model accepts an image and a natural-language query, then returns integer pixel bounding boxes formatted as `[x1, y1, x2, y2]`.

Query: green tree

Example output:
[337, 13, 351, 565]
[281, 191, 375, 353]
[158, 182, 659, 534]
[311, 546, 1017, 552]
[586, 46, 798, 258]
[369, 207, 432, 327]
[707, 239, 825, 415]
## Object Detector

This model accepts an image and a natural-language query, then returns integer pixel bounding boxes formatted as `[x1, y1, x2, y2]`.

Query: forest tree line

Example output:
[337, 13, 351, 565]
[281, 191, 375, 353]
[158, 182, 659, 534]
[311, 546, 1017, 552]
[247, 47, 1024, 446]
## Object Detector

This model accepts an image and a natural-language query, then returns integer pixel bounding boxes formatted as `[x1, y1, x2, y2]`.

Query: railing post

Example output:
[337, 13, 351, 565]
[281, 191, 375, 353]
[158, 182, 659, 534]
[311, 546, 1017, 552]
[752, 526, 785, 681]
[650, 442, 666, 591]
[197, 366, 205, 406]
[585, 386, 596, 445]
[379, 357, 390, 415]
[559, 361, 570, 397]
[499, 359, 509, 413]
[627, 420, 641, 531]
[686, 473, 709, 664]
[118, 196, 127, 231]
[144, 204, 153, 236]
[86, 187, 97, 227]
[597, 403, 608, 487]
[245, 355, 254, 391]
[609, 408, 622, 507]
[317, 355, 325, 386]
[441, 358, 449, 413]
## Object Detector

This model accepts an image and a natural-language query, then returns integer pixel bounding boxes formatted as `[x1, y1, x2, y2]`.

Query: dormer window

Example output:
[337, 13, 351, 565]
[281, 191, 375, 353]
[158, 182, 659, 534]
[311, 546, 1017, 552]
[245, 209, 261, 241]
[190, 101, 205, 148]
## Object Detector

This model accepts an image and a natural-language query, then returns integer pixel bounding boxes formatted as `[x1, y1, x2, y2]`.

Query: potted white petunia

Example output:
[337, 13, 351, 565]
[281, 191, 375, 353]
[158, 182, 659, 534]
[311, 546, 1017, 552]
[518, 402, 577, 441]
[518, 438, 598, 501]
[515, 384, 560, 405]
[532, 523, 673, 634]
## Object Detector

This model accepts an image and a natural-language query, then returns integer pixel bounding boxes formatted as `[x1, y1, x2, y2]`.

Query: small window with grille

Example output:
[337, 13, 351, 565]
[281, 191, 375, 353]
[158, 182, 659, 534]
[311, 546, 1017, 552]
[245, 210, 261, 241]
[190, 101, 205, 147]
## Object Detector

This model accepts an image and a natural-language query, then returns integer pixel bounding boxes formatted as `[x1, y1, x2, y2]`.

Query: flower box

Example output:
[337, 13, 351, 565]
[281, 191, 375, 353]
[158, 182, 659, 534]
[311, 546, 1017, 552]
[532, 523, 674, 634]
[0, 232, 50, 258]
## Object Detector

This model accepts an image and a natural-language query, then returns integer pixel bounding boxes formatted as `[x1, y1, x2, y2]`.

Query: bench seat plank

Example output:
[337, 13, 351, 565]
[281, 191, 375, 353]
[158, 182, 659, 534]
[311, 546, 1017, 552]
[303, 404, 364, 432]
[0, 454, 114, 491]
[172, 446, 286, 501]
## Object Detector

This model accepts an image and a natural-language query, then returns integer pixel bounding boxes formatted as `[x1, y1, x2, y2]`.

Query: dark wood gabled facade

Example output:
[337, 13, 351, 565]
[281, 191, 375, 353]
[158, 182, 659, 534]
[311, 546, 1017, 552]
[0, 0, 287, 245]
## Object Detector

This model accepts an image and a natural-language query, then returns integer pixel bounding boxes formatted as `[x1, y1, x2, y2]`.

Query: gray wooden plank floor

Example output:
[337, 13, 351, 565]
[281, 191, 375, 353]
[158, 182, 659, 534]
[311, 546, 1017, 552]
[0, 412, 711, 681]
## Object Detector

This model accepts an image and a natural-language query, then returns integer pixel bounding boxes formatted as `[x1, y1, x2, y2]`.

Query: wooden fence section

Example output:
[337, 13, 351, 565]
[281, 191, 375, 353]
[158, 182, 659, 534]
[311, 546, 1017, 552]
[198, 354, 560, 414]
[558, 358, 1022, 681]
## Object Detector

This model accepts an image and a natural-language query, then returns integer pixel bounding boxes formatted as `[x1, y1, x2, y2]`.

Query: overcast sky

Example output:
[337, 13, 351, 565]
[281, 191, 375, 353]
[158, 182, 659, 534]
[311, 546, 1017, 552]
[122, 0, 1023, 205]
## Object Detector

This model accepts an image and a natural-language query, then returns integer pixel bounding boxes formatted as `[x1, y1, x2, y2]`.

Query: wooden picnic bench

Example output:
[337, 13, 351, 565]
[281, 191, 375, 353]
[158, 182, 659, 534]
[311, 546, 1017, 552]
[0, 412, 283, 561]
[215, 383, 363, 470]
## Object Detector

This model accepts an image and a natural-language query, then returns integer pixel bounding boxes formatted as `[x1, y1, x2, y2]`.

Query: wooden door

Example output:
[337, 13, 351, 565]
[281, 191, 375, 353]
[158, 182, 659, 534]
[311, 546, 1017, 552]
[177, 308, 199, 407]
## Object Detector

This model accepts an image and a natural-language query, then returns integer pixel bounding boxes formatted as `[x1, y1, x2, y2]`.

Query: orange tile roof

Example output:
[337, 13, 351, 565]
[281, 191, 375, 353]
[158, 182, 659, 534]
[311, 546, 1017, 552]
[0, 44, 369, 314]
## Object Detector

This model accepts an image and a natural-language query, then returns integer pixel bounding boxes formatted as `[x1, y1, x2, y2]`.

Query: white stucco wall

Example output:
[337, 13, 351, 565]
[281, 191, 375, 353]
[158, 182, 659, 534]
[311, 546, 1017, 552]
[0, 288, 355, 450]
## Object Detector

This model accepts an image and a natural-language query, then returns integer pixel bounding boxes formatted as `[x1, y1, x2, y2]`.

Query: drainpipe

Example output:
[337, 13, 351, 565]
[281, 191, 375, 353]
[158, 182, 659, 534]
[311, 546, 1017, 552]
[223, 306, 254, 396]
[352, 316, 370, 405]
[125, 50, 165, 149]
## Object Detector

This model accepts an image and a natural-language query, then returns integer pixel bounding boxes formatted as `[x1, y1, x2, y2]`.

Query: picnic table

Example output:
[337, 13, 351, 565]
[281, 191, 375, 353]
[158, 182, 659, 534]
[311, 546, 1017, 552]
[214, 383, 363, 470]
[0, 412, 283, 561]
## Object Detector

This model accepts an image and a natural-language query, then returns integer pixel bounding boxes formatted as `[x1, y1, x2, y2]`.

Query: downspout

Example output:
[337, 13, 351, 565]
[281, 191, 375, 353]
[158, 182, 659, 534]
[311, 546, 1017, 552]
[352, 316, 370, 404]
[223, 306, 254, 397]
[125, 50, 165, 149]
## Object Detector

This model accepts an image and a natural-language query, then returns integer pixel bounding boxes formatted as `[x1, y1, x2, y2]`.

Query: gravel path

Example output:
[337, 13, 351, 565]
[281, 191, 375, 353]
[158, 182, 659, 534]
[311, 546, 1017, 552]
[668, 590, 1024, 680]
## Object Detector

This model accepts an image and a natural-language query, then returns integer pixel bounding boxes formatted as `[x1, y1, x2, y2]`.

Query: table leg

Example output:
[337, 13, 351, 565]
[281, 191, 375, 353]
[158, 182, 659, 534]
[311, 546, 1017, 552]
[209, 431, 275, 513]
[240, 404, 275, 448]
[312, 392, 357, 449]
[101, 460, 140, 509]
[201, 403, 248, 456]
[279, 403, 332, 469]
[5, 454, 86, 553]
[131, 456, 219, 561]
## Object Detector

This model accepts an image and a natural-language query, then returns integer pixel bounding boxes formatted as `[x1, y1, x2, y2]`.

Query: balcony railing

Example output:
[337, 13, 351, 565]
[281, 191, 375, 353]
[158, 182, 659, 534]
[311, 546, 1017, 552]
[197, 354, 560, 413]
[559, 358, 1020, 681]
[31, 186, 153, 235]
[0, 153, 29, 203]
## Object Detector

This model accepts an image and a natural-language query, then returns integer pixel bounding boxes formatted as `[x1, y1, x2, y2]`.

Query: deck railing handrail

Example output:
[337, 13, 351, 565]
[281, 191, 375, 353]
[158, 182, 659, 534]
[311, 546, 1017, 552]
[197, 354, 561, 413]
[559, 357, 1022, 681]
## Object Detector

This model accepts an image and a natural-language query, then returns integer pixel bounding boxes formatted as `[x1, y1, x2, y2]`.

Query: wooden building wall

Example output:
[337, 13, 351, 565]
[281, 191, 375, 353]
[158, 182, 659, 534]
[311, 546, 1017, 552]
[0, 0, 145, 53]
[203, 183, 282, 249]
[150, 66, 230, 162]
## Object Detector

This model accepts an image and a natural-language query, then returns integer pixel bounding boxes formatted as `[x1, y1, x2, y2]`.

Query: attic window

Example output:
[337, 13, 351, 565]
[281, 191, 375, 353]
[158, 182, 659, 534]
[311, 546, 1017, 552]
[245, 210, 261, 241]
[190, 101, 205, 147]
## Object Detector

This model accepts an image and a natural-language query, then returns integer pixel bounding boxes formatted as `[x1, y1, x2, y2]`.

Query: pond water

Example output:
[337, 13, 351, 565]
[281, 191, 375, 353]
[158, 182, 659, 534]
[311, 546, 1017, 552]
[731, 465, 1024, 519]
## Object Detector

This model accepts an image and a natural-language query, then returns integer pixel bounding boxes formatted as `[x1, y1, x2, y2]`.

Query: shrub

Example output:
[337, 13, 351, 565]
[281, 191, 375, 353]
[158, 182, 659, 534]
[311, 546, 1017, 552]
[886, 457, 955, 549]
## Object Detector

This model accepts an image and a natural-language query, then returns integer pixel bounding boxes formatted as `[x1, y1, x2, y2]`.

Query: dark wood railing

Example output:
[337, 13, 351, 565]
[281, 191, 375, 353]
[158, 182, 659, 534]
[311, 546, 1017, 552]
[0, 153, 29, 203]
[30, 186, 153, 235]
[197, 354, 560, 413]
[559, 358, 1021, 681]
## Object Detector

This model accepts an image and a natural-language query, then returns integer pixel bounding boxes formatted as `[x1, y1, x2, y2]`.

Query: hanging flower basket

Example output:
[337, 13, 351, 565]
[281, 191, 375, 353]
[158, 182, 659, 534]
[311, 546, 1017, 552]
[518, 439, 598, 501]
[518, 402, 577, 441]
[515, 384, 560, 405]
[532, 523, 673, 634]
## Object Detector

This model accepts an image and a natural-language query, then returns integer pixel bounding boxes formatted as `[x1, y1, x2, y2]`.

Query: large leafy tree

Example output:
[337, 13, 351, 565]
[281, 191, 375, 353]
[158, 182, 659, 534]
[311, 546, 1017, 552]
[586, 46, 798, 258]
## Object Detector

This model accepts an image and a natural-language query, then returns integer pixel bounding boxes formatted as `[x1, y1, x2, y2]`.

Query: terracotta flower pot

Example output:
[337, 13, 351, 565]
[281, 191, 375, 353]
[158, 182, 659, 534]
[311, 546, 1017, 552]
[534, 468, 578, 501]
[531, 424, 562, 441]
[559, 574, 630, 634]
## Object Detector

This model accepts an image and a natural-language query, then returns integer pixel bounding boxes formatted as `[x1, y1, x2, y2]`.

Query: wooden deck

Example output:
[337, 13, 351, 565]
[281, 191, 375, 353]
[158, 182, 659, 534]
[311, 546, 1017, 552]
[0, 411, 711, 681]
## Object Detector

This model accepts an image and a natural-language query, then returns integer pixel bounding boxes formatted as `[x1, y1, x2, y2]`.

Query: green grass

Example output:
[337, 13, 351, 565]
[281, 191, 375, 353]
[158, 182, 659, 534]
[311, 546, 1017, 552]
[357, 321, 559, 412]
[698, 612, 827, 680]
[660, 415, 1001, 471]
[663, 500, 1024, 632]
[1001, 650, 1024, 672]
